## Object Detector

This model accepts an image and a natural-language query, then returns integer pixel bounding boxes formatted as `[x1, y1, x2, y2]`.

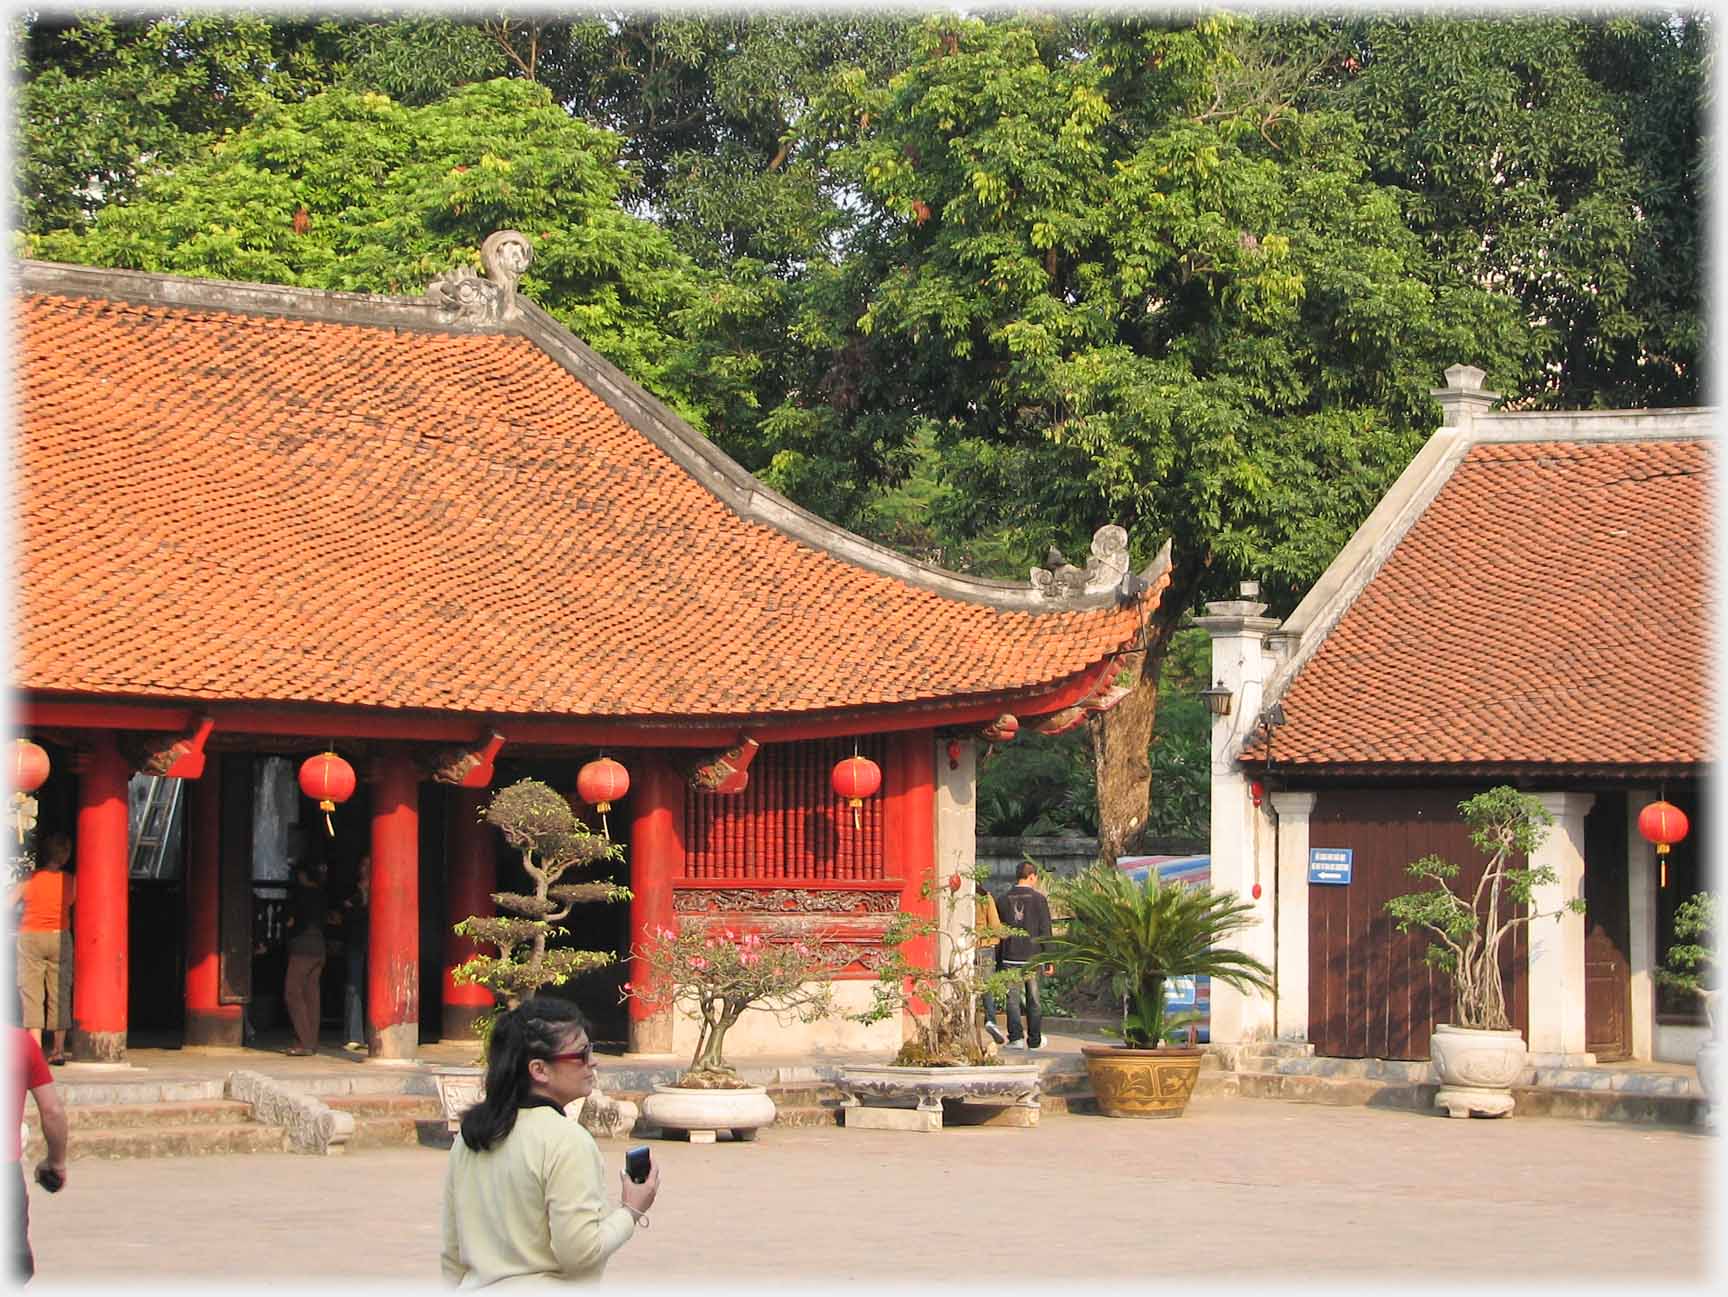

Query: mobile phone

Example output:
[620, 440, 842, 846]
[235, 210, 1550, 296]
[624, 1144, 651, 1184]
[34, 1165, 64, 1194]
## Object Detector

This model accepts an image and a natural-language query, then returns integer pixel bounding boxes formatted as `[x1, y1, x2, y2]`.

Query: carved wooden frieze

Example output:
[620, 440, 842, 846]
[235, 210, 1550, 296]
[672, 888, 900, 915]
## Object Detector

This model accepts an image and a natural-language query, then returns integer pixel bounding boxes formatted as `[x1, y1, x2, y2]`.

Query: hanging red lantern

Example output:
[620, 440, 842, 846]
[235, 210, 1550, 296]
[10, 739, 50, 845]
[10, 740, 50, 795]
[577, 757, 630, 814]
[1639, 800, 1690, 886]
[298, 750, 356, 837]
[831, 754, 882, 830]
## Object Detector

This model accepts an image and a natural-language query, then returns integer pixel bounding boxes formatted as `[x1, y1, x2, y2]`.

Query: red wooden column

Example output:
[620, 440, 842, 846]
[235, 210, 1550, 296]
[184, 762, 241, 1046]
[72, 732, 130, 1062]
[889, 731, 938, 1024]
[627, 755, 682, 1054]
[442, 786, 494, 1039]
[368, 751, 420, 1060]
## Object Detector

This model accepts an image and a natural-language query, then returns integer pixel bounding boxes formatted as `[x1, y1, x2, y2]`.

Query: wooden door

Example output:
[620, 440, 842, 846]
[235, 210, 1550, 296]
[1583, 794, 1631, 1061]
[1308, 787, 1529, 1060]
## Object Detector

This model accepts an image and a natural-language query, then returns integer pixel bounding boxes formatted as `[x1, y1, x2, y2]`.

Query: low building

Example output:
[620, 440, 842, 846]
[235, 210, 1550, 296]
[12, 235, 1166, 1063]
[1201, 366, 1712, 1065]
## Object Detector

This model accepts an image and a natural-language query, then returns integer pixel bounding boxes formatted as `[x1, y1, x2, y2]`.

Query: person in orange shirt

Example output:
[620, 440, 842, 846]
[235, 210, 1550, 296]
[11, 834, 74, 1065]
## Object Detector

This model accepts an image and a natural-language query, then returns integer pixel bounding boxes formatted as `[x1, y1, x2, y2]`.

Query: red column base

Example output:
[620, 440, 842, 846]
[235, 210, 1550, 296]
[628, 1008, 675, 1054]
[441, 1002, 491, 1041]
[71, 1029, 127, 1063]
[184, 1008, 244, 1048]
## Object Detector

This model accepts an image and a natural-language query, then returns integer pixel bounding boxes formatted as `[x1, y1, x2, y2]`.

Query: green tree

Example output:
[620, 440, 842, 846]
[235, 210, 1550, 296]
[794, 13, 1530, 862]
[25, 77, 726, 430]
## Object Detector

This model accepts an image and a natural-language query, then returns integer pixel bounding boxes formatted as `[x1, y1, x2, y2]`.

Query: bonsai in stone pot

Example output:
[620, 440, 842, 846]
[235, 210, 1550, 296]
[622, 924, 840, 1142]
[1655, 890, 1720, 1109]
[1045, 863, 1272, 1118]
[847, 868, 1028, 1067]
[450, 779, 630, 1050]
[1384, 786, 1584, 1119]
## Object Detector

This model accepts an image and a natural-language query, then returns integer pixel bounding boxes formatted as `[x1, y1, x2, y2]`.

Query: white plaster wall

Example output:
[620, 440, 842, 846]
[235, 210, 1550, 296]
[667, 978, 901, 1061]
[1626, 788, 1659, 1061]
[1527, 792, 1594, 1060]
[935, 738, 978, 971]
[1271, 791, 1317, 1041]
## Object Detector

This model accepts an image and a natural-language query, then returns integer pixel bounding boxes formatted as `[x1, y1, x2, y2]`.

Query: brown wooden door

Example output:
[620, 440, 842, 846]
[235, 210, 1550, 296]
[1583, 794, 1631, 1061]
[1308, 787, 1529, 1061]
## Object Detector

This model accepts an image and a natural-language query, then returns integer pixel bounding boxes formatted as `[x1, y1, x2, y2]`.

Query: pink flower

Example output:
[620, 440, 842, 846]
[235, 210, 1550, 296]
[689, 956, 707, 971]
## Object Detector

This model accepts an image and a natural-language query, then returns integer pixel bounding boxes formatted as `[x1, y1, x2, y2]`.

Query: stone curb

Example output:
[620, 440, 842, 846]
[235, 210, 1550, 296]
[227, 1070, 355, 1155]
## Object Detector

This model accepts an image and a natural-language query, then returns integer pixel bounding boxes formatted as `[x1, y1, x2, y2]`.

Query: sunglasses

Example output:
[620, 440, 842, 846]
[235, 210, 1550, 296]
[544, 1042, 594, 1066]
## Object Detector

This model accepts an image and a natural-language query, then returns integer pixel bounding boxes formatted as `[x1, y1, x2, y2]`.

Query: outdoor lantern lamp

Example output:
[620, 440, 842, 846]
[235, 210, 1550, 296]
[1638, 799, 1690, 887]
[10, 738, 50, 844]
[298, 749, 356, 837]
[1199, 682, 1233, 717]
[577, 755, 631, 837]
[831, 752, 882, 830]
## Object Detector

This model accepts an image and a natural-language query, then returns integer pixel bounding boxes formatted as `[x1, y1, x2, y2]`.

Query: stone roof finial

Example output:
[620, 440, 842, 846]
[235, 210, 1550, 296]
[1431, 362, 1500, 429]
[427, 230, 535, 325]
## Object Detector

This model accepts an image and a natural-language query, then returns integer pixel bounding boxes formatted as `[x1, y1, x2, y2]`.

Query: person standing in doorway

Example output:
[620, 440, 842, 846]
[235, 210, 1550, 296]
[281, 859, 328, 1056]
[340, 854, 370, 1053]
[11, 834, 74, 1065]
[997, 859, 1054, 1051]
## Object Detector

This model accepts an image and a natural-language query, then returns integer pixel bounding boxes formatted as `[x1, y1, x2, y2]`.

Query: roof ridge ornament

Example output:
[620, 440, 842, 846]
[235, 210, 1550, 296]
[1031, 525, 1131, 599]
[426, 230, 534, 324]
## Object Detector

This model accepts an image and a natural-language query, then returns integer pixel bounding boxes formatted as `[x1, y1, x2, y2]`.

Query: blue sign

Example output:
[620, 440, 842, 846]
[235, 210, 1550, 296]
[1164, 977, 1196, 1008]
[1308, 847, 1353, 885]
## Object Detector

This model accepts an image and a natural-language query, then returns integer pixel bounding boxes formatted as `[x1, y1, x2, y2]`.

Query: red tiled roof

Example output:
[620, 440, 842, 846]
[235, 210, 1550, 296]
[16, 288, 1146, 720]
[1259, 438, 1712, 770]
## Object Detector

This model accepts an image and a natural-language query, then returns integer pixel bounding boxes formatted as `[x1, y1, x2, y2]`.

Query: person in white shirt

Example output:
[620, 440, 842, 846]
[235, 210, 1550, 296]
[441, 997, 660, 1285]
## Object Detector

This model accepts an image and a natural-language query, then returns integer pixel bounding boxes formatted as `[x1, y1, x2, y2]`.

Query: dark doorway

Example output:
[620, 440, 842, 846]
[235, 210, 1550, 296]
[1582, 793, 1632, 1061]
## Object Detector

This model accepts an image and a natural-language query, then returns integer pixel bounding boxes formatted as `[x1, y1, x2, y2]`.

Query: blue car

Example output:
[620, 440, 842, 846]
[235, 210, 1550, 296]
[1117, 855, 1211, 1043]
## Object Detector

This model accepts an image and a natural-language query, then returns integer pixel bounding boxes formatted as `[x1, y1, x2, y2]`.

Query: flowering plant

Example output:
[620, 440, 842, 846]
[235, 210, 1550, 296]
[622, 924, 841, 1088]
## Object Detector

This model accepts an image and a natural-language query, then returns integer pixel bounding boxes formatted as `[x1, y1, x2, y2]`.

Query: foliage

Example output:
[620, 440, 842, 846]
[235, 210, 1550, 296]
[1383, 787, 1583, 1032]
[451, 778, 629, 1041]
[1046, 864, 1272, 1048]
[848, 866, 1031, 1066]
[23, 77, 724, 434]
[1656, 892, 1720, 1041]
[622, 924, 840, 1086]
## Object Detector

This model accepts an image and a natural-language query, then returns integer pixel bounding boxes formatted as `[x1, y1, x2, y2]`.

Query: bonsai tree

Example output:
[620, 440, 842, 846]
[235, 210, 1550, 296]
[847, 867, 1029, 1066]
[1046, 864, 1273, 1049]
[622, 925, 841, 1087]
[450, 778, 630, 1043]
[1656, 891, 1719, 1040]
[1384, 786, 1584, 1033]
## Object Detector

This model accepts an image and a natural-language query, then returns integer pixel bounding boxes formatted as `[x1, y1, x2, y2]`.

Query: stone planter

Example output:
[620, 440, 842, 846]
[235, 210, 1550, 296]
[837, 1063, 1041, 1132]
[1696, 1040, 1721, 1119]
[1429, 1023, 1528, 1118]
[1081, 1043, 1203, 1118]
[639, 1084, 777, 1144]
[431, 1066, 485, 1133]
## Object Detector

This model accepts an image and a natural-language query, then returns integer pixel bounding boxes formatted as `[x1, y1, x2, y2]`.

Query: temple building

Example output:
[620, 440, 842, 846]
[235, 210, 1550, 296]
[11, 234, 1164, 1063]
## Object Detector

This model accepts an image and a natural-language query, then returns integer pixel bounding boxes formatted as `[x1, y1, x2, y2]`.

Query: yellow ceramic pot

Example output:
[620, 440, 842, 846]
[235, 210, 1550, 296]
[1081, 1043, 1203, 1118]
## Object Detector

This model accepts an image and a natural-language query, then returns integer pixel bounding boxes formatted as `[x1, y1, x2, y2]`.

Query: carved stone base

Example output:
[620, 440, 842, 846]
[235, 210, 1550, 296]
[1435, 1085, 1516, 1119]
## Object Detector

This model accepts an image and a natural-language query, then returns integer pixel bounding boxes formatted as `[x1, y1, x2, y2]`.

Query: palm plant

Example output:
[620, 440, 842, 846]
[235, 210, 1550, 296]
[1046, 864, 1273, 1049]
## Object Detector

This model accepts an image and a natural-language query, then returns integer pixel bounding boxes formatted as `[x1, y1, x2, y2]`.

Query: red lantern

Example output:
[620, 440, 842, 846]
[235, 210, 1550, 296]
[832, 754, 882, 830]
[577, 757, 630, 814]
[10, 739, 50, 845]
[10, 740, 50, 795]
[298, 750, 356, 837]
[1639, 800, 1690, 886]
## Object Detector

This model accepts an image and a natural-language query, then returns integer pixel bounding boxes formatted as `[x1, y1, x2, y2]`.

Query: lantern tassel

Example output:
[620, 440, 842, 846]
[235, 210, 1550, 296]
[319, 798, 336, 837]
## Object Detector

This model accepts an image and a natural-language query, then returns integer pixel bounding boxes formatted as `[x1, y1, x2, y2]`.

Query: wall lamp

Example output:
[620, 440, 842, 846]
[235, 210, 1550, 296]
[1199, 682, 1233, 717]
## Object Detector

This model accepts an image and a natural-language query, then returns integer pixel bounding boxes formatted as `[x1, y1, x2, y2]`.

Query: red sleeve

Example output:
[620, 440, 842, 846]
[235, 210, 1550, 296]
[19, 1029, 52, 1090]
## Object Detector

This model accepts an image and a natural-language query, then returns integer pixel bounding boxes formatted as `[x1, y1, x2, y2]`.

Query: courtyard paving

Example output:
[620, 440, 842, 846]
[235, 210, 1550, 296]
[25, 1092, 1717, 1292]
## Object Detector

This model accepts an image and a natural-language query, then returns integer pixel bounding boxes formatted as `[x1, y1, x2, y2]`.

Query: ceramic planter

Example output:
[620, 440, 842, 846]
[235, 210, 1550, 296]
[1080, 1043, 1203, 1118]
[639, 1084, 777, 1144]
[430, 1066, 485, 1133]
[1429, 1023, 1528, 1118]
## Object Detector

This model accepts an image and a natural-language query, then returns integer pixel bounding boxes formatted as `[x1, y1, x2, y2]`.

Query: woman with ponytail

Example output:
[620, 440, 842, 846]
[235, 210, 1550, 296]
[440, 996, 660, 1285]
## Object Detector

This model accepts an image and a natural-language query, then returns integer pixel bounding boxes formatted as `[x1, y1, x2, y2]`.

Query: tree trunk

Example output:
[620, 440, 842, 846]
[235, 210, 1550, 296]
[1088, 568, 1195, 869]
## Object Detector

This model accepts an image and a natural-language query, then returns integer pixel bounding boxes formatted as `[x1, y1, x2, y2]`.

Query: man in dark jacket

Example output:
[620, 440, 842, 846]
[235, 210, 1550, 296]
[996, 860, 1054, 1050]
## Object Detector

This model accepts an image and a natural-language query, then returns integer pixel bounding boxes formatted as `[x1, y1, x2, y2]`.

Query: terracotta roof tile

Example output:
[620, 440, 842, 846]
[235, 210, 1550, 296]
[17, 291, 1142, 718]
[1264, 438, 1712, 769]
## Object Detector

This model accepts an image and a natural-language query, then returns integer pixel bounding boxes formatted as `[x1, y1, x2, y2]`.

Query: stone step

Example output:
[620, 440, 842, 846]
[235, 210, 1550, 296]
[55, 1078, 229, 1106]
[26, 1099, 254, 1132]
[322, 1094, 447, 1151]
[24, 1122, 285, 1161]
[323, 1094, 444, 1121]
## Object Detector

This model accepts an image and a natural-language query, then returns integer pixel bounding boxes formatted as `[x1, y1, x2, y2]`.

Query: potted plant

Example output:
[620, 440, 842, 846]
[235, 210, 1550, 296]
[622, 924, 840, 1143]
[437, 779, 629, 1121]
[1655, 890, 1720, 1111]
[1384, 785, 1584, 1119]
[1046, 863, 1272, 1119]
[836, 869, 1044, 1130]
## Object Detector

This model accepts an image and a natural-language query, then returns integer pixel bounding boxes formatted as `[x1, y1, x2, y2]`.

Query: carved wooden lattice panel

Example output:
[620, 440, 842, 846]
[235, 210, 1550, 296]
[682, 736, 886, 881]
